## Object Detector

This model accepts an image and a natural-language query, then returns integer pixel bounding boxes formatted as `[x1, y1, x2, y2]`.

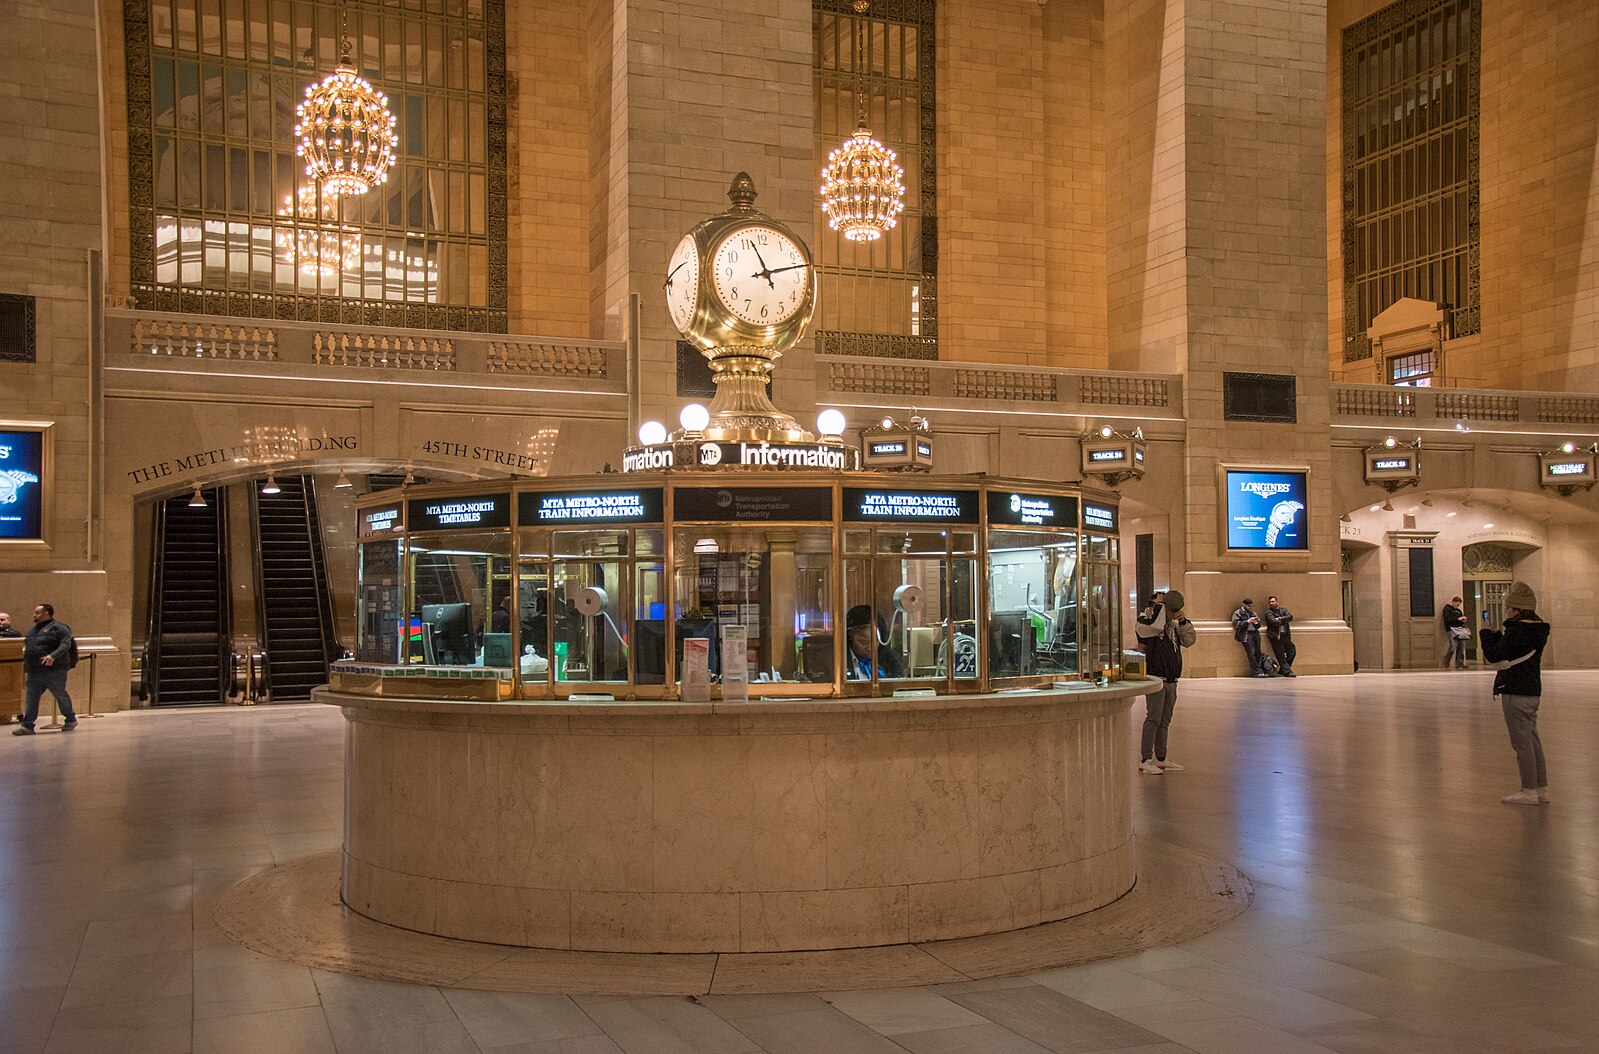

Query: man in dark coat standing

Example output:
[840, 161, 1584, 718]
[1479, 581, 1550, 805]
[1264, 595, 1297, 677]
[13, 604, 77, 736]
[1441, 595, 1468, 669]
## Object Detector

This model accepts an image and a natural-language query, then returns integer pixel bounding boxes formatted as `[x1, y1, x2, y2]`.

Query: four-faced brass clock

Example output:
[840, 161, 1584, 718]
[664, 173, 817, 357]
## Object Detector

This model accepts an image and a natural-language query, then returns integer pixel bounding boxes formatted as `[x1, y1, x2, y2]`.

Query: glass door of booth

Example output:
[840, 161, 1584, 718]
[1082, 535, 1120, 679]
[842, 528, 978, 694]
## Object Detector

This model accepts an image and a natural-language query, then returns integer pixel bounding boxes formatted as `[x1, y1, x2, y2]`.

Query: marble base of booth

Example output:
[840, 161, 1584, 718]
[213, 842, 1252, 995]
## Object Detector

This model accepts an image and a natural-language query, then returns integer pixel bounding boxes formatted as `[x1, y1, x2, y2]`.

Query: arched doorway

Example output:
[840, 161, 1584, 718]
[1459, 542, 1519, 666]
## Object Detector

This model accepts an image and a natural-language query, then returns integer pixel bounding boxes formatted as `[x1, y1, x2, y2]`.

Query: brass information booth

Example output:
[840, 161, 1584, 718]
[342, 474, 1125, 701]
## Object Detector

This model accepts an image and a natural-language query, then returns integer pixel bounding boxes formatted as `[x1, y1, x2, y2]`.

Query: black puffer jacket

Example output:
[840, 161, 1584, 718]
[1479, 614, 1549, 697]
[1135, 604, 1196, 682]
[22, 618, 72, 672]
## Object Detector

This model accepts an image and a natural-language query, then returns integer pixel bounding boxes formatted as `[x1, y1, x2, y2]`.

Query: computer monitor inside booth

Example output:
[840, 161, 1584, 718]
[420, 603, 474, 665]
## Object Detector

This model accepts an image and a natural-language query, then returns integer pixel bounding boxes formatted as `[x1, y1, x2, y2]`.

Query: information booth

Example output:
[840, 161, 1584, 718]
[342, 474, 1123, 701]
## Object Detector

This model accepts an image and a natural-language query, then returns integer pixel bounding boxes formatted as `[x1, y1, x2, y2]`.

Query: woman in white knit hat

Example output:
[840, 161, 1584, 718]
[1478, 581, 1550, 805]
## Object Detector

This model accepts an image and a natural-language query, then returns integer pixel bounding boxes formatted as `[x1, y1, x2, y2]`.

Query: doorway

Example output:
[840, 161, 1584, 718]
[1461, 543, 1514, 665]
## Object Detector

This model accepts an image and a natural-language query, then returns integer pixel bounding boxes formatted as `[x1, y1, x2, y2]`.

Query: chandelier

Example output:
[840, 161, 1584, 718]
[294, 6, 397, 198]
[819, 0, 906, 242]
[275, 186, 362, 278]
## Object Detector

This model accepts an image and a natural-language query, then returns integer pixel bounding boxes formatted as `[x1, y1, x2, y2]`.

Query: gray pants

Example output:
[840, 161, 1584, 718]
[1442, 635, 1468, 668]
[1141, 681, 1178, 762]
[1500, 692, 1547, 790]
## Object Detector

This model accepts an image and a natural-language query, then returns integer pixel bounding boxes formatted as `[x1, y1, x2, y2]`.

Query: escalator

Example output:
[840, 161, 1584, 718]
[144, 489, 231, 706]
[253, 475, 340, 701]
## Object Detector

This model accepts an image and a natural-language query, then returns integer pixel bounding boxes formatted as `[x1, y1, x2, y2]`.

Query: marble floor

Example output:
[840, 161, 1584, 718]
[2, 670, 1595, 1054]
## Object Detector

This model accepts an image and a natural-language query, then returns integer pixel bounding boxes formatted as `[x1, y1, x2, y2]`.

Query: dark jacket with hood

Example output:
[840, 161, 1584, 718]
[1136, 603, 1197, 682]
[1479, 614, 1549, 697]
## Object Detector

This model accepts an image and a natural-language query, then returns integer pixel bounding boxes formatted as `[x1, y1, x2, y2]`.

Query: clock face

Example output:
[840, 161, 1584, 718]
[665, 234, 700, 334]
[710, 226, 810, 327]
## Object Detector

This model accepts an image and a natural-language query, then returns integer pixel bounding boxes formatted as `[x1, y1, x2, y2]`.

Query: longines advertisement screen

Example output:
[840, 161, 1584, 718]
[1225, 469, 1307, 551]
[0, 429, 44, 541]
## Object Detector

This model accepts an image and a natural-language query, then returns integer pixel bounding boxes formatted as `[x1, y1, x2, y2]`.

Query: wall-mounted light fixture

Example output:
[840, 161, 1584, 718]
[1081, 425, 1146, 487]
[1363, 436, 1421, 492]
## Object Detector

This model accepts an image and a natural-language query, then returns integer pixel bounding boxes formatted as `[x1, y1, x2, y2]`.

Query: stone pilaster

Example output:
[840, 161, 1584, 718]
[1108, 0, 1353, 675]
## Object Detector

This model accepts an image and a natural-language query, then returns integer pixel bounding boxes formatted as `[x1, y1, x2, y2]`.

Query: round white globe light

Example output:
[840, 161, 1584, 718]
[817, 409, 847, 436]
[680, 403, 710, 433]
[638, 420, 667, 446]
[880, 416, 895, 430]
[1099, 425, 1114, 438]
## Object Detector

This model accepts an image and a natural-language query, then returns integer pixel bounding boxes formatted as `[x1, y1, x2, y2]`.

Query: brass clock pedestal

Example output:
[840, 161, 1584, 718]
[702, 346, 808, 443]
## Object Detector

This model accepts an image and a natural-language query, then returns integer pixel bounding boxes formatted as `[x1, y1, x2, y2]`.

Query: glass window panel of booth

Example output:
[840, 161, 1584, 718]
[549, 530, 631, 687]
[406, 532, 511, 669]
[356, 539, 402, 663]
[987, 530, 1081, 680]
[515, 529, 551, 688]
[845, 529, 977, 687]
[1081, 535, 1121, 679]
[671, 526, 835, 690]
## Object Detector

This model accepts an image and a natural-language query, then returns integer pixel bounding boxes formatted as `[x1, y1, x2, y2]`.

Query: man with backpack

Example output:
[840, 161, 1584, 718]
[13, 603, 77, 735]
[1134, 590, 1197, 774]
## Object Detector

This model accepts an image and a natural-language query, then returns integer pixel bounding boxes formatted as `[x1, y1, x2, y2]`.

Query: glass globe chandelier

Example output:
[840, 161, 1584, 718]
[275, 186, 362, 278]
[294, 3, 397, 198]
[819, 0, 906, 243]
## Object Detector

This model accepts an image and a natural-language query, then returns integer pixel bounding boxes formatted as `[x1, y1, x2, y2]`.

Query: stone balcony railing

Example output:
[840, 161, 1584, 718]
[106, 309, 628, 393]
[818, 355, 1182, 423]
[1332, 383, 1599, 430]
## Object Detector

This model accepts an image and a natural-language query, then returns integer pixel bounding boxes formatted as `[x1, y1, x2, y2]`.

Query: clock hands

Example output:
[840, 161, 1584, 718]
[664, 260, 688, 290]
[764, 263, 811, 276]
[749, 245, 776, 289]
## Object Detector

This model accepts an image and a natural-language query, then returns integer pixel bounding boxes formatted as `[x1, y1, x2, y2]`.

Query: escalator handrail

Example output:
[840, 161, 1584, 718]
[249, 477, 272, 701]
[142, 498, 167, 704]
[302, 476, 343, 667]
[214, 488, 232, 701]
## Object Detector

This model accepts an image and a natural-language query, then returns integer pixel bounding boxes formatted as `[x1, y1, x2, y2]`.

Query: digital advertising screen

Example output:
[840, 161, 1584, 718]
[1224, 469, 1308, 551]
[0, 428, 45, 542]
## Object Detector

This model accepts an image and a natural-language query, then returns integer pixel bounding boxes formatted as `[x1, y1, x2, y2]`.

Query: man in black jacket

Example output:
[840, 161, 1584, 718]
[0, 611, 21, 637]
[1264, 596, 1297, 677]
[13, 604, 77, 736]
[1134, 590, 1196, 774]
[1479, 581, 1550, 805]
[1230, 599, 1269, 676]
[1441, 595, 1468, 669]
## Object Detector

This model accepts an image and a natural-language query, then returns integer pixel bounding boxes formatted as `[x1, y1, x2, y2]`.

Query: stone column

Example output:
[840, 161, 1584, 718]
[592, 0, 817, 436]
[1107, 0, 1354, 675]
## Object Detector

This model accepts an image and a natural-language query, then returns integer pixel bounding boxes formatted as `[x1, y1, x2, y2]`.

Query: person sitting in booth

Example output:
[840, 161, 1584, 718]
[846, 604, 903, 680]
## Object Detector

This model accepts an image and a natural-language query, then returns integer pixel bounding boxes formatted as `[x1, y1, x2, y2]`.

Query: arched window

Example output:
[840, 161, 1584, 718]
[813, 0, 936, 360]
[125, 0, 506, 331]
[1342, 0, 1479, 362]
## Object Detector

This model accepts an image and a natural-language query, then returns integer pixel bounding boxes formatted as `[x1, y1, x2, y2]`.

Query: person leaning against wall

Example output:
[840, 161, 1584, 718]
[13, 604, 78, 736]
[1478, 582, 1550, 806]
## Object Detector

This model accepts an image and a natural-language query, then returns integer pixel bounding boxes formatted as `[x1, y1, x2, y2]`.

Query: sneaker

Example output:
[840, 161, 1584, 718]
[61, 721, 77, 732]
[1500, 789, 1541, 806]
[1157, 760, 1185, 772]
[11, 726, 35, 736]
[1252, 672, 1270, 678]
[1138, 760, 1164, 775]
[1537, 787, 1550, 803]
[1281, 669, 1297, 677]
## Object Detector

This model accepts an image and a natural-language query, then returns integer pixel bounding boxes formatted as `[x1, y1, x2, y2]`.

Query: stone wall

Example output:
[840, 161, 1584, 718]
[0, 0, 120, 709]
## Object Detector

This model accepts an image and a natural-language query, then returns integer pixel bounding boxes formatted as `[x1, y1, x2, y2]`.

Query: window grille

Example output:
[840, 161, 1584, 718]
[813, 0, 936, 360]
[1388, 349, 1435, 386]
[1341, 0, 1479, 362]
[125, 0, 506, 331]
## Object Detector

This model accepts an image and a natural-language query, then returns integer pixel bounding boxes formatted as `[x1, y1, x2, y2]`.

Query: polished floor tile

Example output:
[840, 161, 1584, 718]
[2, 671, 1596, 1053]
